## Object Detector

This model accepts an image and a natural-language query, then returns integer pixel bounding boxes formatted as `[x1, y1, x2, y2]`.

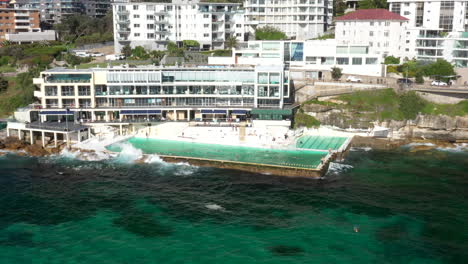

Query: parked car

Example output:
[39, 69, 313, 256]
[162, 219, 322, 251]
[105, 54, 125, 60]
[397, 78, 413, 85]
[74, 51, 91, 57]
[431, 80, 448, 86]
[90, 52, 104, 57]
[346, 76, 362, 83]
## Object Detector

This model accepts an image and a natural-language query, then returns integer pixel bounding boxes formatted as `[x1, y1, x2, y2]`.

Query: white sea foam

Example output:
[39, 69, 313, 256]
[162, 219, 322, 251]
[113, 142, 143, 163]
[327, 162, 354, 175]
[205, 203, 224, 211]
[350, 147, 372, 152]
[436, 143, 468, 153]
[406, 142, 436, 147]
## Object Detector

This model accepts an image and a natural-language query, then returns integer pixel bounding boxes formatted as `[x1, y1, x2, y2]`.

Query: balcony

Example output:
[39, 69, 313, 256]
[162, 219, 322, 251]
[34, 91, 43, 98]
[33, 78, 43, 85]
[117, 19, 130, 24]
[14, 12, 30, 16]
[117, 10, 129, 15]
[118, 28, 131, 33]
[155, 29, 170, 34]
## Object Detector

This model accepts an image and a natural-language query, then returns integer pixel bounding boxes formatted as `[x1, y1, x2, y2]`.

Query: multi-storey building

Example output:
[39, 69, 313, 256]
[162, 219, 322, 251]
[209, 40, 384, 77]
[31, 64, 290, 122]
[0, 0, 40, 40]
[387, 0, 468, 66]
[335, 9, 410, 58]
[14, 0, 111, 24]
[113, 0, 246, 53]
[243, 0, 333, 40]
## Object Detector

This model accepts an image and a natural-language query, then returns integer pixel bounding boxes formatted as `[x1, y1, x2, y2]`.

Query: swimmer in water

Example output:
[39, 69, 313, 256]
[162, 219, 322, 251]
[353, 226, 359, 233]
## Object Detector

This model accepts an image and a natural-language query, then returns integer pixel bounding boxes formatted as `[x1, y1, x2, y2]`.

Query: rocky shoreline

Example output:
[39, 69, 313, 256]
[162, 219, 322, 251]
[303, 103, 468, 142]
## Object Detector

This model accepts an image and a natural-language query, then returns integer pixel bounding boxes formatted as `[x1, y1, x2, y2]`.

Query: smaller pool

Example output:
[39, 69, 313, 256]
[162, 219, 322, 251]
[296, 136, 348, 151]
[107, 138, 328, 169]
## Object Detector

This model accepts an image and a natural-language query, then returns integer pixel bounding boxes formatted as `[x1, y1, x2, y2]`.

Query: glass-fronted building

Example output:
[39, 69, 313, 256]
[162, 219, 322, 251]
[32, 65, 290, 122]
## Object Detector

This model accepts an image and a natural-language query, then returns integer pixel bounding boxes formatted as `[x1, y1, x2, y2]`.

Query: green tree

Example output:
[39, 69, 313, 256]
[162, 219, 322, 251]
[384, 56, 400, 65]
[0, 76, 8, 92]
[399, 92, 426, 119]
[225, 36, 239, 50]
[358, 0, 388, 9]
[422, 59, 456, 79]
[331, 67, 343, 81]
[415, 71, 424, 84]
[255, 26, 287, 40]
[167, 41, 184, 57]
[182, 40, 200, 49]
[334, 0, 347, 17]
[121, 44, 132, 58]
[131, 46, 149, 59]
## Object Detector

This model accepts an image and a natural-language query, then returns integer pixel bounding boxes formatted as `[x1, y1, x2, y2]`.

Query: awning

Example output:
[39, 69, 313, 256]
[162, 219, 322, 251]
[201, 109, 227, 114]
[40, 111, 75, 115]
[232, 109, 248, 115]
[251, 109, 292, 115]
[120, 110, 162, 115]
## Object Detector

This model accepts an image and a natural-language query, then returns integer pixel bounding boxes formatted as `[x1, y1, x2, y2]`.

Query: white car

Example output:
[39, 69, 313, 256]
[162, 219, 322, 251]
[431, 80, 448, 86]
[90, 52, 104, 57]
[105, 54, 125, 60]
[346, 76, 362, 83]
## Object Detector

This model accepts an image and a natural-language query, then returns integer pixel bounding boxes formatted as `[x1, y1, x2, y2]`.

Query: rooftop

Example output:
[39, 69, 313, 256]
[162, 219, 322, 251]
[336, 9, 408, 21]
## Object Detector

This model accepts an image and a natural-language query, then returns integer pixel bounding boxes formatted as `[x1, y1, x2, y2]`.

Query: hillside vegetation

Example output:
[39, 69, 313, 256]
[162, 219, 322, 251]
[303, 89, 468, 121]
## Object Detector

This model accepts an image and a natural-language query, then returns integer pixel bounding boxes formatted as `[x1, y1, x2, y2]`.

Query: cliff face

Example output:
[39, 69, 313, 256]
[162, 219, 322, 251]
[306, 106, 468, 142]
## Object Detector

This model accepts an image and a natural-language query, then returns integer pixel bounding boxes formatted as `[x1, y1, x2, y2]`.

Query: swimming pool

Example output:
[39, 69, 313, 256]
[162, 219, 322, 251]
[296, 136, 348, 151]
[107, 138, 329, 169]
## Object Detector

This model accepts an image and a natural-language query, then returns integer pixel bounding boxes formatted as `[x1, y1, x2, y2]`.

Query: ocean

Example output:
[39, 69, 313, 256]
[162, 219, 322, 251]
[0, 145, 467, 263]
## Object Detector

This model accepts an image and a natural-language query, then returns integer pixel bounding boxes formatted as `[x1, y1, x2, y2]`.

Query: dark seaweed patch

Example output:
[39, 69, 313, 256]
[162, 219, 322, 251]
[269, 245, 304, 256]
[0, 230, 35, 247]
[113, 212, 172, 237]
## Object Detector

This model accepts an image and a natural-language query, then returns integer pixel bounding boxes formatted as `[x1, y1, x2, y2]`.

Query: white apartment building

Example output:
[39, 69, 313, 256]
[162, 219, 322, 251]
[243, 0, 333, 40]
[209, 40, 384, 77]
[31, 64, 291, 123]
[387, 0, 468, 66]
[335, 9, 411, 58]
[113, 0, 246, 53]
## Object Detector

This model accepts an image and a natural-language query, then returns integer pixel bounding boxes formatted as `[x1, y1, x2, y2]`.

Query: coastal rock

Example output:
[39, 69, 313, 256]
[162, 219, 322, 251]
[24, 144, 49, 157]
[2, 137, 27, 150]
[302, 104, 333, 113]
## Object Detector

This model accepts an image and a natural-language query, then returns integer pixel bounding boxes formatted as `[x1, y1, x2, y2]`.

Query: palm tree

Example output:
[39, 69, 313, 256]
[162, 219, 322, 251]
[225, 36, 239, 50]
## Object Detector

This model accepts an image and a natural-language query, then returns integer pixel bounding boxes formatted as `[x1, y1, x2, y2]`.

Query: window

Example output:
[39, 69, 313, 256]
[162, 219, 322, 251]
[61, 86, 74, 96]
[134, 24, 140, 28]
[352, 58, 362, 65]
[147, 15, 154, 20]
[385, 21, 390, 26]
[391, 3, 401, 14]
[204, 33, 209, 37]
[370, 22, 374, 26]
[366, 58, 378, 64]
[384, 31, 389, 37]
[147, 33, 155, 38]
[336, 57, 349, 65]
[236, 24, 241, 28]
[305, 56, 317, 64]
[78, 86, 91, 96]
[134, 33, 140, 37]
[369, 31, 374, 37]
[133, 5, 138, 10]
[342, 31, 345, 36]
[133, 14, 139, 18]
[147, 24, 154, 29]
[404, 11, 410, 15]
[236, 33, 242, 37]
[204, 14, 209, 18]
[204, 24, 209, 28]
[369, 42, 373, 47]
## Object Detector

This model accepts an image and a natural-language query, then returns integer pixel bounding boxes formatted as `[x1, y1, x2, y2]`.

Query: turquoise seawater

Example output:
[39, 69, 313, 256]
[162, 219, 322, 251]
[296, 136, 348, 150]
[107, 138, 328, 169]
[0, 147, 467, 263]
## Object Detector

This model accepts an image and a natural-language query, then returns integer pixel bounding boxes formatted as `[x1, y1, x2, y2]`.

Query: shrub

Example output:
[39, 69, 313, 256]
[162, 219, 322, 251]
[398, 91, 426, 119]
[294, 113, 321, 128]
[331, 67, 342, 81]
[384, 56, 400, 65]
[415, 71, 424, 84]
[255, 26, 287, 40]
